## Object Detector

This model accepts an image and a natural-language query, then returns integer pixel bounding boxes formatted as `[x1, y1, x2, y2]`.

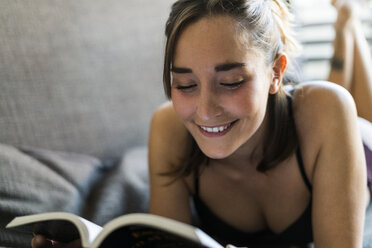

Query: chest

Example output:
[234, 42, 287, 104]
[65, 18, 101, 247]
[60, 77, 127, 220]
[186, 152, 312, 234]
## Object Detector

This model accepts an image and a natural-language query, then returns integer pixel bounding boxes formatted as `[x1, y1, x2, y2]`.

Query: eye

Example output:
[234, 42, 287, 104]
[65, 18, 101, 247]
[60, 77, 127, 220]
[175, 84, 197, 91]
[220, 80, 245, 89]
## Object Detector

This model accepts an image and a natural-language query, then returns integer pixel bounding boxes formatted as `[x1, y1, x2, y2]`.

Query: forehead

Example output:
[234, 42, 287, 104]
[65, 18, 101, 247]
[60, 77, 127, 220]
[173, 15, 262, 67]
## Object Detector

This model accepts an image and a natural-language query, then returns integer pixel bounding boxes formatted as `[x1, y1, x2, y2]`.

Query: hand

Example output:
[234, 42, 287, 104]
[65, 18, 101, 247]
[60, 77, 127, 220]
[31, 235, 82, 248]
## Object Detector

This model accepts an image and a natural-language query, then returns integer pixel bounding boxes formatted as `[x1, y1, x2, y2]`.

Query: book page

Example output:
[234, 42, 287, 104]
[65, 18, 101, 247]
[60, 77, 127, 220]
[78, 217, 102, 245]
[6, 212, 102, 246]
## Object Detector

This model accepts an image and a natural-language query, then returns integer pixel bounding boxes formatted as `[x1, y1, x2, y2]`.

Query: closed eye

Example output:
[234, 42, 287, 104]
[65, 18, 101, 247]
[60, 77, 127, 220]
[220, 80, 245, 89]
[176, 84, 197, 91]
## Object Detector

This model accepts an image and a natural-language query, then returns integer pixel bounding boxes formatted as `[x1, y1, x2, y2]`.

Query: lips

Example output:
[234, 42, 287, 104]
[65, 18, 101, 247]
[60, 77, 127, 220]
[198, 120, 238, 137]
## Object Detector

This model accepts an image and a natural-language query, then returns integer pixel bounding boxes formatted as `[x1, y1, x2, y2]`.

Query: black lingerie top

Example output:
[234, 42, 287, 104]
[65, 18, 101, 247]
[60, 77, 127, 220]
[192, 95, 314, 247]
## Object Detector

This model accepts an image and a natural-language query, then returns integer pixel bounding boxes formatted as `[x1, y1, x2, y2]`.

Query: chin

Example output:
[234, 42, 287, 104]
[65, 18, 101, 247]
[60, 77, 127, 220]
[198, 145, 235, 160]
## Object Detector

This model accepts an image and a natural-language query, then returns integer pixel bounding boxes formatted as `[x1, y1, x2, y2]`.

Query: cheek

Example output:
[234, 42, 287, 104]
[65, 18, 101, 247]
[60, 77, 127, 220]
[171, 91, 195, 121]
[222, 86, 264, 117]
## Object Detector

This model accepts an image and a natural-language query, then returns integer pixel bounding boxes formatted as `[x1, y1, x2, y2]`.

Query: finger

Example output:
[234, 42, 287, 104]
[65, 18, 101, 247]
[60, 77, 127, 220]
[31, 235, 54, 248]
[31, 235, 81, 248]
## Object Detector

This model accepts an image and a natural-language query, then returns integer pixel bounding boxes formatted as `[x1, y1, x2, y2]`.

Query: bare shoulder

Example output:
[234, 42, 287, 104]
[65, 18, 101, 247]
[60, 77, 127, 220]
[289, 81, 360, 183]
[151, 101, 184, 130]
[291, 81, 357, 138]
[148, 102, 194, 222]
[291, 84, 367, 246]
[149, 102, 191, 172]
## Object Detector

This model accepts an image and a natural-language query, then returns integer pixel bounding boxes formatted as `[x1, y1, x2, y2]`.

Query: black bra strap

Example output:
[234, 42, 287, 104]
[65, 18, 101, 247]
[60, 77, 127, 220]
[296, 147, 312, 193]
[288, 89, 313, 193]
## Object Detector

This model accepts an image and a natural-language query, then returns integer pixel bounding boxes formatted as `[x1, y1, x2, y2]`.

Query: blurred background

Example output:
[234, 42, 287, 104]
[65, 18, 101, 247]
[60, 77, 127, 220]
[0, 0, 371, 159]
[293, 0, 372, 81]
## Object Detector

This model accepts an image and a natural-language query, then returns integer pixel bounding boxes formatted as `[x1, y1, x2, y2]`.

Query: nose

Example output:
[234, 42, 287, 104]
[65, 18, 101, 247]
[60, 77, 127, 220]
[196, 87, 223, 121]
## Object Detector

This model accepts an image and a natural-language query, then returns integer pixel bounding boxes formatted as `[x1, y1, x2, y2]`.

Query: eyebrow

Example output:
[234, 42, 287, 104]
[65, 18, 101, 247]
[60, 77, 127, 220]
[170, 67, 192, 74]
[215, 62, 247, 72]
[171, 62, 247, 74]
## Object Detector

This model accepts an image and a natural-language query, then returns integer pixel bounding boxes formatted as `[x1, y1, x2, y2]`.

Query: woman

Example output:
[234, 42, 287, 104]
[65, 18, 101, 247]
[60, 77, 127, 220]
[149, 0, 371, 247]
[32, 0, 372, 247]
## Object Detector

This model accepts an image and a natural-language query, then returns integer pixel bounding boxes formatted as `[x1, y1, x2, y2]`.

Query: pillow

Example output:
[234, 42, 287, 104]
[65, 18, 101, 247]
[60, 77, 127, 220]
[0, 144, 104, 247]
[358, 118, 372, 192]
[365, 202, 372, 248]
[83, 146, 150, 226]
[359, 117, 372, 150]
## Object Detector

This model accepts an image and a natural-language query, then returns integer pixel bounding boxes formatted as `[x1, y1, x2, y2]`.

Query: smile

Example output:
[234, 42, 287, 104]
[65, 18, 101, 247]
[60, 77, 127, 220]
[200, 123, 231, 133]
[198, 120, 238, 136]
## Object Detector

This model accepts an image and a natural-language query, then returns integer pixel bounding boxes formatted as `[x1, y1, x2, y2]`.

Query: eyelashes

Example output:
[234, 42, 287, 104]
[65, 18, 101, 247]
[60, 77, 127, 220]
[220, 80, 245, 89]
[176, 84, 196, 90]
[175, 80, 245, 92]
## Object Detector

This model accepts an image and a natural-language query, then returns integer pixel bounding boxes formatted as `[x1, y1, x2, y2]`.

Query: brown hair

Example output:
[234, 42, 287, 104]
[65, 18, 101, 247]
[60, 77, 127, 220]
[163, 0, 301, 177]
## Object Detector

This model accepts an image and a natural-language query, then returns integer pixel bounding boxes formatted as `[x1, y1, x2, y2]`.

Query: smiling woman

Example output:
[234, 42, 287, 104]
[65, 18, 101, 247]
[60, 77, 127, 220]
[170, 16, 269, 155]
[30, 0, 372, 248]
[167, 13, 297, 172]
[148, 0, 371, 247]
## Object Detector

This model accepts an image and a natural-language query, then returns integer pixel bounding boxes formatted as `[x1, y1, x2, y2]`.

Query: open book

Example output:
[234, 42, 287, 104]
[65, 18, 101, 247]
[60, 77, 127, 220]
[6, 212, 223, 248]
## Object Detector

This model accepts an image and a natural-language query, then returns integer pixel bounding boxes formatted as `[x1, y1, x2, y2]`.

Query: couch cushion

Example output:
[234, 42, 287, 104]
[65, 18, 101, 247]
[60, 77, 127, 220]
[83, 146, 149, 226]
[0, 144, 104, 247]
[0, 0, 173, 159]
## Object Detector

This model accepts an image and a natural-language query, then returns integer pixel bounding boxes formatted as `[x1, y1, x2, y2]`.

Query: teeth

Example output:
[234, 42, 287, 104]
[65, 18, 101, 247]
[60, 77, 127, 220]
[200, 123, 231, 133]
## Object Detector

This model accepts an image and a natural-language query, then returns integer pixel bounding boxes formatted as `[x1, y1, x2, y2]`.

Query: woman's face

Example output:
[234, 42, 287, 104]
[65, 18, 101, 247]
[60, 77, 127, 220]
[171, 15, 277, 159]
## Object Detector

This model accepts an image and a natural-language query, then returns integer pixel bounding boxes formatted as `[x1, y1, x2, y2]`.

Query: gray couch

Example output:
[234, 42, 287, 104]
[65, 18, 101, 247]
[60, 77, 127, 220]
[0, 1, 173, 247]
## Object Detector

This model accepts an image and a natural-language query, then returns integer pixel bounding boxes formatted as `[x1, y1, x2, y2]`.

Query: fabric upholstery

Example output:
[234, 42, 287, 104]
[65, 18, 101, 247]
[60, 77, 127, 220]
[0, 144, 104, 247]
[0, 0, 173, 159]
[0, 144, 149, 247]
[83, 146, 149, 226]
[365, 202, 372, 247]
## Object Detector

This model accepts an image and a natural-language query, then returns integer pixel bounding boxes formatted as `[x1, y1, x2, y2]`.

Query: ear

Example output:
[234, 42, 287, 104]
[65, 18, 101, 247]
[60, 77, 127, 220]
[269, 53, 287, 94]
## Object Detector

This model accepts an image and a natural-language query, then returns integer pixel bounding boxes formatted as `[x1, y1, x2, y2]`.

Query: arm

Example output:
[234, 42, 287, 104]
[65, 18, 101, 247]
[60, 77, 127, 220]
[148, 102, 193, 224]
[297, 82, 367, 247]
